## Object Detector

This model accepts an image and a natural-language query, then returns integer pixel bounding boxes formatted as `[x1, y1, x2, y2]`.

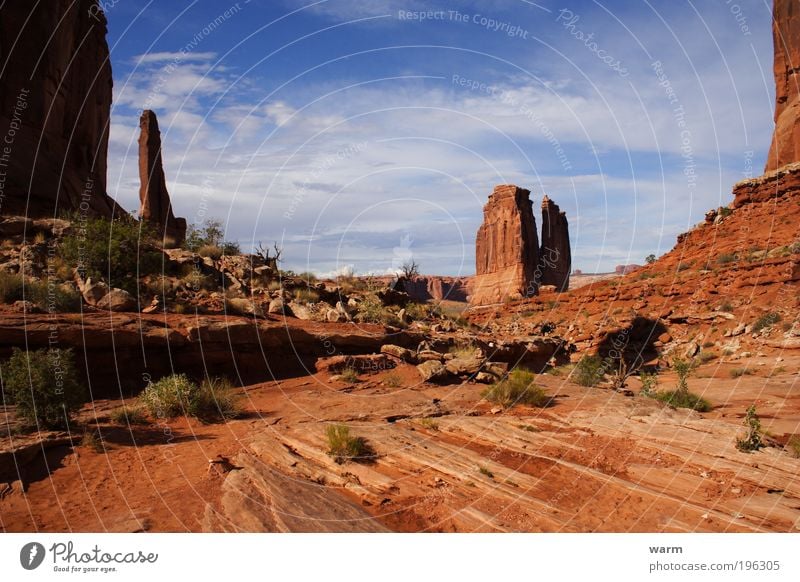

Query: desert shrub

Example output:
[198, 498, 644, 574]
[384, 373, 403, 388]
[572, 355, 606, 387]
[403, 301, 430, 321]
[25, 281, 82, 312]
[696, 351, 717, 364]
[266, 280, 283, 292]
[355, 294, 391, 324]
[653, 389, 712, 412]
[59, 217, 160, 292]
[1, 348, 86, 429]
[672, 357, 697, 394]
[639, 372, 658, 397]
[340, 367, 360, 384]
[297, 272, 318, 285]
[717, 252, 737, 265]
[140, 374, 198, 418]
[482, 368, 551, 409]
[81, 430, 105, 453]
[189, 378, 242, 422]
[221, 241, 240, 256]
[730, 367, 752, 378]
[786, 435, 800, 458]
[736, 405, 763, 452]
[0, 271, 23, 303]
[720, 302, 734, 313]
[718, 206, 733, 218]
[197, 244, 223, 260]
[753, 312, 781, 332]
[110, 406, 149, 426]
[185, 219, 224, 251]
[448, 342, 479, 359]
[180, 270, 216, 293]
[478, 466, 494, 478]
[292, 287, 320, 303]
[419, 417, 439, 430]
[325, 424, 370, 464]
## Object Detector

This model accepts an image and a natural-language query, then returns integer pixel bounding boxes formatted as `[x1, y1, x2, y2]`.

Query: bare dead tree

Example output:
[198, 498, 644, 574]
[399, 259, 419, 279]
[254, 241, 283, 270]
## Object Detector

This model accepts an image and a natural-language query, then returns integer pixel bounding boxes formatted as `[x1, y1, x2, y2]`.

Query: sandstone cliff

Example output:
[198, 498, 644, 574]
[766, 0, 800, 172]
[539, 195, 572, 291]
[0, 1, 123, 218]
[138, 110, 186, 245]
[472, 185, 539, 305]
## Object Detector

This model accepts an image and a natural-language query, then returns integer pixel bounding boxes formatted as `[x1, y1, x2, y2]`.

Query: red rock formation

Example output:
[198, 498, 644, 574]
[0, 1, 123, 218]
[733, 161, 800, 208]
[399, 276, 470, 302]
[765, 0, 800, 172]
[138, 110, 186, 245]
[539, 195, 572, 291]
[472, 185, 539, 305]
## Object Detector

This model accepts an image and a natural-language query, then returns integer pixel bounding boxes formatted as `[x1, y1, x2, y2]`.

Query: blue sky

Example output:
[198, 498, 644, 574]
[104, 0, 775, 276]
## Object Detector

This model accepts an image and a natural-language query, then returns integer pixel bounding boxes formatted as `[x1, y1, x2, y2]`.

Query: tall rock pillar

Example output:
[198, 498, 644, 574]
[539, 195, 571, 291]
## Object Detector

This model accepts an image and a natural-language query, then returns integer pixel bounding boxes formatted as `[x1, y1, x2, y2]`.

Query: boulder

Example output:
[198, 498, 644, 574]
[326, 309, 345, 323]
[316, 354, 394, 374]
[226, 298, 263, 317]
[417, 349, 445, 363]
[80, 277, 109, 305]
[416, 360, 449, 383]
[380, 344, 416, 363]
[268, 298, 292, 316]
[0, 217, 32, 237]
[288, 301, 312, 320]
[445, 355, 484, 377]
[95, 288, 136, 312]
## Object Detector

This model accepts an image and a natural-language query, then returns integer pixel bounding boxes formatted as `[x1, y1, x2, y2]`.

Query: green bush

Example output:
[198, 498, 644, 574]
[325, 424, 371, 464]
[189, 378, 242, 422]
[653, 389, 711, 412]
[753, 312, 781, 332]
[736, 405, 763, 452]
[59, 217, 160, 292]
[672, 357, 697, 394]
[482, 368, 551, 409]
[140, 374, 198, 418]
[340, 367, 360, 384]
[25, 281, 82, 312]
[110, 406, 149, 426]
[717, 253, 737, 265]
[197, 244, 223, 260]
[0, 271, 23, 303]
[355, 294, 393, 325]
[185, 219, 239, 256]
[1, 348, 86, 429]
[292, 288, 320, 303]
[639, 372, 658, 397]
[572, 355, 606, 387]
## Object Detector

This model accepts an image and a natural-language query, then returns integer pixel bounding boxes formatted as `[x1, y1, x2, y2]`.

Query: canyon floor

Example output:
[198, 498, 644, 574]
[2, 349, 798, 533]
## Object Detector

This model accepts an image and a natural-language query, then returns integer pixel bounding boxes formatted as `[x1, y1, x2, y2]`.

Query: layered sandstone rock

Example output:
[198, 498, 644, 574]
[138, 110, 186, 245]
[733, 161, 800, 208]
[472, 185, 539, 305]
[539, 195, 572, 291]
[765, 0, 800, 172]
[0, 1, 123, 218]
[398, 276, 470, 302]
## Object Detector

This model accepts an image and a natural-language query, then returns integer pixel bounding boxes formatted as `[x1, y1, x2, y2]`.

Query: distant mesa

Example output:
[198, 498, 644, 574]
[615, 264, 642, 275]
[0, 0, 123, 218]
[765, 0, 800, 172]
[471, 185, 571, 306]
[138, 110, 186, 246]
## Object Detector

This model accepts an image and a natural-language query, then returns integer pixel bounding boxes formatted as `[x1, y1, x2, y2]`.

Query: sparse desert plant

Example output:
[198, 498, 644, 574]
[717, 252, 737, 265]
[736, 405, 764, 452]
[478, 466, 494, 479]
[730, 367, 752, 378]
[696, 351, 717, 364]
[325, 424, 371, 464]
[292, 287, 320, 303]
[266, 280, 283, 292]
[340, 367, 360, 384]
[1, 348, 86, 429]
[419, 417, 439, 431]
[140, 374, 198, 418]
[384, 373, 403, 388]
[0, 271, 24, 303]
[185, 218, 240, 255]
[189, 377, 242, 422]
[718, 206, 733, 218]
[81, 430, 105, 453]
[720, 302, 734, 313]
[672, 357, 697, 394]
[753, 312, 781, 332]
[110, 406, 149, 426]
[403, 301, 429, 321]
[355, 293, 391, 324]
[448, 342, 480, 359]
[653, 389, 712, 412]
[518, 424, 540, 432]
[197, 244, 223, 260]
[786, 435, 800, 458]
[482, 368, 551, 409]
[639, 372, 658, 397]
[25, 280, 82, 312]
[572, 355, 605, 387]
[296, 272, 318, 285]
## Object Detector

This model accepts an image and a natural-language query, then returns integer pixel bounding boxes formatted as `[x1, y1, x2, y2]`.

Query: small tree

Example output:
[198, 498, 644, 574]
[736, 404, 764, 452]
[672, 357, 697, 394]
[2, 348, 87, 429]
[645, 254, 656, 264]
[399, 260, 420, 279]
[254, 241, 283, 270]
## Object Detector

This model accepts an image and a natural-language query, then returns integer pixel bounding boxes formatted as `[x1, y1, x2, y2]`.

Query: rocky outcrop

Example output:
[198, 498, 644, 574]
[0, 1, 123, 218]
[472, 185, 540, 305]
[138, 110, 186, 246]
[398, 276, 470, 302]
[539, 196, 572, 291]
[765, 0, 800, 172]
[733, 161, 800, 208]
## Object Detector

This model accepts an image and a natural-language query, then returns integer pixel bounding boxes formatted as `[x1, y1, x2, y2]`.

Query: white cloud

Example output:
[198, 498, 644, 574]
[134, 51, 218, 64]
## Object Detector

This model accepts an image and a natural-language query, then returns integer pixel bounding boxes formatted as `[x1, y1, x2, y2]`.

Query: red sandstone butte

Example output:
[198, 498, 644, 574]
[138, 110, 186, 246]
[0, 1, 123, 218]
[472, 185, 539, 305]
[765, 0, 800, 172]
[539, 195, 572, 291]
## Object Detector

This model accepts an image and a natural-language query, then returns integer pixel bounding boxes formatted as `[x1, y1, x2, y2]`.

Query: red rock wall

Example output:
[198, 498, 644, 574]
[400, 276, 470, 302]
[472, 185, 539, 305]
[766, 0, 800, 172]
[539, 196, 572, 291]
[0, 1, 123, 217]
[138, 110, 186, 245]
